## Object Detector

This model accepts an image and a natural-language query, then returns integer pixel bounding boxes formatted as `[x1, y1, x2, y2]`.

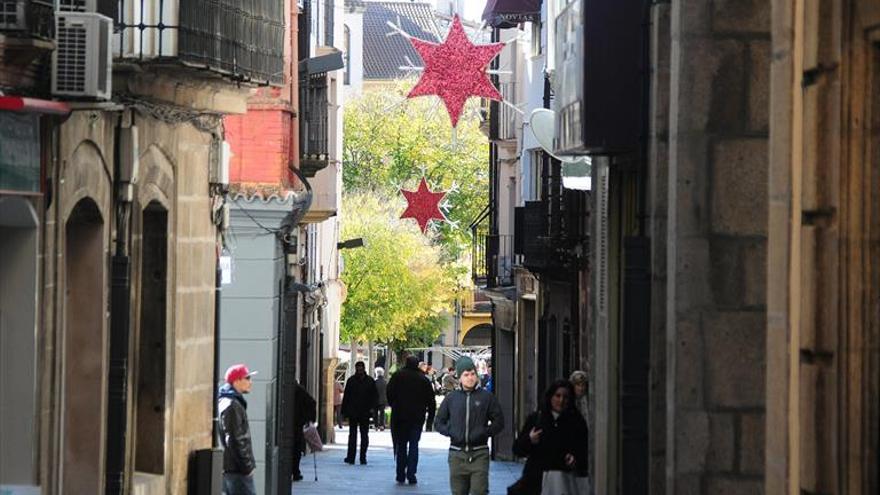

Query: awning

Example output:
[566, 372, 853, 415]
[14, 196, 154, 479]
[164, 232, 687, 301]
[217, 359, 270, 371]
[0, 97, 70, 115]
[482, 0, 542, 28]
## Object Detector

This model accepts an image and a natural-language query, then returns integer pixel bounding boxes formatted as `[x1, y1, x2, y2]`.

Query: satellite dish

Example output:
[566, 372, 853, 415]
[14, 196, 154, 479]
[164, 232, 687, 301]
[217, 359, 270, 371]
[527, 109, 588, 165]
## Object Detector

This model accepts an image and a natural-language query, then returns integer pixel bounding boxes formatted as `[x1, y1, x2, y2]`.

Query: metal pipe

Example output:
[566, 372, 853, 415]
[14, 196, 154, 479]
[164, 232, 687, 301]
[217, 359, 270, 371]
[212, 259, 222, 447]
[105, 112, 132, 495]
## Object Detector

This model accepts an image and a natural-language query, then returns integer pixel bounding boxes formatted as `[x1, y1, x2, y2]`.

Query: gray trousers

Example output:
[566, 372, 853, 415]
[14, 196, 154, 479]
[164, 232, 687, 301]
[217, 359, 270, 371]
[448, 449, 490, 495]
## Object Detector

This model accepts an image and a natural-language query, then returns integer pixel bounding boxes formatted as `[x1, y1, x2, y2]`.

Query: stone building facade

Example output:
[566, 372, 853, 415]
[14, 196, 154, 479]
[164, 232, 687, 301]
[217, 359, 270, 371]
[1, 1, 287, 494]
[583, 0, 880, 494]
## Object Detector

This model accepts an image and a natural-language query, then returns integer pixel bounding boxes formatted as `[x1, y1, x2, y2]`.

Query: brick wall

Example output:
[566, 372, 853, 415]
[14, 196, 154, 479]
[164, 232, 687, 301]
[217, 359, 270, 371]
[225, 109, 293, 186]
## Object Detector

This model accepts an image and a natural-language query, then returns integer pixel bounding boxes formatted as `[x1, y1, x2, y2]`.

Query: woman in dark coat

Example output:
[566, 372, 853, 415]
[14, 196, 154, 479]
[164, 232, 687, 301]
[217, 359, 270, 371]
[511, 380, 589, 495]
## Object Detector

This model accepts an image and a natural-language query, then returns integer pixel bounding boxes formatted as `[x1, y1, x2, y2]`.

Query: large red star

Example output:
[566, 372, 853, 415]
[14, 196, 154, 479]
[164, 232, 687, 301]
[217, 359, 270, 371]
[407, 15, 504, 127]
[400, 178, 447, 233]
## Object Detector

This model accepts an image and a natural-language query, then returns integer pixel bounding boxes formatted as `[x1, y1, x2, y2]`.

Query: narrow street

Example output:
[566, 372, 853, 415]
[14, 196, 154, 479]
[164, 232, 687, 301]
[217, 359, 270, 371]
[292, 428, 521, 494]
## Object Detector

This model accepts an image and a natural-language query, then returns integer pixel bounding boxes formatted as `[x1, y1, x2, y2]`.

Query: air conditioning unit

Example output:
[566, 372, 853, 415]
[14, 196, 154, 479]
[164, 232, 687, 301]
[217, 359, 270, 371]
[56, 0, 97, 12]
[52, 12, 113, 100]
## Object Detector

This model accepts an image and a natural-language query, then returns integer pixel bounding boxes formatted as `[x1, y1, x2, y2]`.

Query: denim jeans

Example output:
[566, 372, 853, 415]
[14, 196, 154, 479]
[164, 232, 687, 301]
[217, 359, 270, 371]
[223, 472, 256, 495]
[392, 422, 423, 481]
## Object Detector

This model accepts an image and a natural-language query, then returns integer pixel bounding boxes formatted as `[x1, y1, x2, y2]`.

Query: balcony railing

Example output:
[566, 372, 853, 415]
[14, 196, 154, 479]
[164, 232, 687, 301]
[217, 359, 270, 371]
[470, 205, 516, 288]
[0, 0, 53, 39]
[116, 0, 284, 85]
[299, 71, 329, 177]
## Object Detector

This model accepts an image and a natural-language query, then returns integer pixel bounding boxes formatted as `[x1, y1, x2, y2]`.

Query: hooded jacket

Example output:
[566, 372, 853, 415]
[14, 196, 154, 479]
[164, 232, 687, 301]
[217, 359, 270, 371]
[434, 384, 504, 451]
[218, 383, 256, 474]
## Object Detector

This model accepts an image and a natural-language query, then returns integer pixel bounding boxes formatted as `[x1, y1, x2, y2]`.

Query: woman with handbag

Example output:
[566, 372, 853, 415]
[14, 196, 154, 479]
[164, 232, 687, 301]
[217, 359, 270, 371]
[509, 380, 590, 495]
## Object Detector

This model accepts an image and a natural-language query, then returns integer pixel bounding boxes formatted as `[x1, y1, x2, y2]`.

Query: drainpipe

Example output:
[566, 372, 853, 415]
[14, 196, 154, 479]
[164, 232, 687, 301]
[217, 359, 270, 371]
[275, 164, 313, 495]
[105, 111, 135, 495]
[212, 252, 222, 448]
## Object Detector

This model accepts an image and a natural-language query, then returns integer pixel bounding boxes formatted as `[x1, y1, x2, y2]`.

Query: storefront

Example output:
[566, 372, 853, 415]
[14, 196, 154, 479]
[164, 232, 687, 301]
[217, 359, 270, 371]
[0, 96, 68, 492]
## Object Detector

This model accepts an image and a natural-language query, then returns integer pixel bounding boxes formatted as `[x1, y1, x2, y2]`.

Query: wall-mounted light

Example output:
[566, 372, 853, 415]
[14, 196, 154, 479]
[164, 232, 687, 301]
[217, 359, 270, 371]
[337, 238, 365, 250]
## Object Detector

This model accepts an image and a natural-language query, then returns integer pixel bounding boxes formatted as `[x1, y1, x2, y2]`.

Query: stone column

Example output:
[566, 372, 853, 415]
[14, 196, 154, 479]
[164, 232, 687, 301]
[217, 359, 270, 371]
[665, 0, 770, 492]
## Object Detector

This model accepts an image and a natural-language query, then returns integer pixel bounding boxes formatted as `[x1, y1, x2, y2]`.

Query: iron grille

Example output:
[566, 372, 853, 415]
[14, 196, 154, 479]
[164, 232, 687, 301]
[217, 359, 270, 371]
[299, 71, 329, 177]
[0, 0, 53, 38]
[470, 206, 516, 288]
[116, 0, 284, 85]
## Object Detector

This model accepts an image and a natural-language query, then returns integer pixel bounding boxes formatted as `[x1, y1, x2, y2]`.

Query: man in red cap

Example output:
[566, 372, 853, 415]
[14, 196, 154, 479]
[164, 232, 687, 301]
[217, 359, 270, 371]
[218, 364, 258, 494]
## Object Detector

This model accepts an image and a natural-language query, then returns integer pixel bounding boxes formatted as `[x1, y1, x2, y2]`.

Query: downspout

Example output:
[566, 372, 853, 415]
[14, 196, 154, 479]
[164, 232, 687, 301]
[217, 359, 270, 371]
[275, 165, 313, 495]
[105, 110, 134, 495]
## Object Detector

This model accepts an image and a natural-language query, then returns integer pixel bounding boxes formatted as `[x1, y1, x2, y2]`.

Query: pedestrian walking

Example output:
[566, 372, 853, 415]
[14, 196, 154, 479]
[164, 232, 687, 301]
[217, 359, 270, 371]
[509, 380, 589, 495]
[386, 356, 437, 485]
[293, 380, 317, 482]
[374, 367, 388, 431]
[218, 364, 258, 495]
[442, 366, 458, 394]
[569, 370, 589, 425]
[341, 361, 378, 465]
[435, 356, 505, 495]
[333, 380, 344, 428]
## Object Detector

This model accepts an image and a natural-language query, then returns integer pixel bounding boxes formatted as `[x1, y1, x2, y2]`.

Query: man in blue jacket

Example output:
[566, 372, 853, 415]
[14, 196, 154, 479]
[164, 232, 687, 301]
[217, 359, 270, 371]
[435, 356, 504, 495]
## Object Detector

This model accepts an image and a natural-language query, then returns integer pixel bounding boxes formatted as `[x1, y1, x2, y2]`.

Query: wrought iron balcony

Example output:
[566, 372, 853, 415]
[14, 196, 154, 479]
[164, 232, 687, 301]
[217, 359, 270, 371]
[115, 0, 284, 85]
[299, 71, 329, 177]
[470, 205, 516, 288]
[0, 0, 53, 39]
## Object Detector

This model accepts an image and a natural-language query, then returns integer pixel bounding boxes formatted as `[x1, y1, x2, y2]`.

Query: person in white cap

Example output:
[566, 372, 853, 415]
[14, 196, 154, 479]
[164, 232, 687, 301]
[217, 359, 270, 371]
[218, 363, 258, 495]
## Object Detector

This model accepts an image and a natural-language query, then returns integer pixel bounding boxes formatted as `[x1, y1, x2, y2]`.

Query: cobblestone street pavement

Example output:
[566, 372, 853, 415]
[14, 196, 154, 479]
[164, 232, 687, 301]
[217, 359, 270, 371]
[291, 428, 521, 494]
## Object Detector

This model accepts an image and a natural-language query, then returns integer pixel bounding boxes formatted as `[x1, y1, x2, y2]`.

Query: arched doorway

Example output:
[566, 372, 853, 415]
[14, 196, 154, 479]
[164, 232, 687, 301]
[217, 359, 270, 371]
[62, 197, 106, 494]
[0, 196, 40, 486]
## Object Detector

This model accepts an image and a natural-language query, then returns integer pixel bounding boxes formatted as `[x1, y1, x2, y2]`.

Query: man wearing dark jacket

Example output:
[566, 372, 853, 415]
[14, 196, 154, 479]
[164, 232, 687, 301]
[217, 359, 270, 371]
[292, 381, 317, 482]
[435, 356, 504, 495]
[218, 364, 258, 495]
[386, 356, 437, 484]
[341, 361, 378, 464]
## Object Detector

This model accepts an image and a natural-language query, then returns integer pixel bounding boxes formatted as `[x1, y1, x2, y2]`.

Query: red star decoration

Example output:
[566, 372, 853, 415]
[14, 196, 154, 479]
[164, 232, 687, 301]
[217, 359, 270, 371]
[407, 15, 504, 127]
[400, 178, 447, 233]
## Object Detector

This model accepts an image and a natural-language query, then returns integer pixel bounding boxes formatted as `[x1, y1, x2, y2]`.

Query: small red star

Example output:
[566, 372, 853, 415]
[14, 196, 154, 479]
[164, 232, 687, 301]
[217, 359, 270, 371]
[400, 178, 447, 233]
[407, 15, 504, 127]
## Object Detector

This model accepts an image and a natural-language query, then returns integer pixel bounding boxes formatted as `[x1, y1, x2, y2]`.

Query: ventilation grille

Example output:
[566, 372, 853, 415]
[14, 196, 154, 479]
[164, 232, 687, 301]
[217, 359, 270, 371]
[55, 15, 87, 92]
